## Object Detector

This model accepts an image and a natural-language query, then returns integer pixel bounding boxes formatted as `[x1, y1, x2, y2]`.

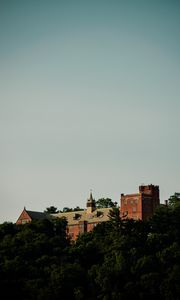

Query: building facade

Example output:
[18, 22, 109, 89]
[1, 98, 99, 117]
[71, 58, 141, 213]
[51, 192, 111, 240]
[16, 184, 160, 240]
[120, 184, 160, 220]
[16, 207, 51, 225]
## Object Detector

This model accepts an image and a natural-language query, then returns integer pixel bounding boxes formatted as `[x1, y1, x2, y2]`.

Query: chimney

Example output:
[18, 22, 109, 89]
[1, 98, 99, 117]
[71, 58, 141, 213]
[164, 200, 168, 206]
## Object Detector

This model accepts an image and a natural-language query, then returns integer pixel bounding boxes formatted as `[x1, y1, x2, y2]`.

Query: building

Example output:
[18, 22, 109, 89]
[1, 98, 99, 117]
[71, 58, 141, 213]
[16, 193, 111, 240]
[16, 207, 51, 225]
[51, 192, 111, 240]
[120, 184, 160, 220]
[16, 184, 160, 240]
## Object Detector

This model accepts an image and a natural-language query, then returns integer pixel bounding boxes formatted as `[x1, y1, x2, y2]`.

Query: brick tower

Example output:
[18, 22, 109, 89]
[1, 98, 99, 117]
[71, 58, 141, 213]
[120, 184, 160, 220]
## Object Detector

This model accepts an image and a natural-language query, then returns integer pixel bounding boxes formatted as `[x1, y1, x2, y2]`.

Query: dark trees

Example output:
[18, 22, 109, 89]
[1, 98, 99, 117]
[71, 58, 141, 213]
[95, 198, 116, 208]
[168, 192, 180, 208]
[0, 201, 180, 299]
[44, 206, 58, 214]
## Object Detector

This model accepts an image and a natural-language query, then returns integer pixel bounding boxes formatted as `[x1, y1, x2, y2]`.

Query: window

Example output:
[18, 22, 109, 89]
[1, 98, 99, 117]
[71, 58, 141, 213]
[73, 213, 81, 220]
[97, 211, 103, 217]
[122, 211, 128, 217]
[21, 219, 28, 224]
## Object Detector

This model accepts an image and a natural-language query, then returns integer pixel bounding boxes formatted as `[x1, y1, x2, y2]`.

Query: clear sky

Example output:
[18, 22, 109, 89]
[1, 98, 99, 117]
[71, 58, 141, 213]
[0, 0, 180, 223]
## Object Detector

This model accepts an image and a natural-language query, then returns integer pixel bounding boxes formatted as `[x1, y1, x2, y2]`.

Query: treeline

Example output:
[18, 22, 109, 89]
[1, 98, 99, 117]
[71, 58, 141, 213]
[44, 198, 116, 213]
[0, 204, 180, 299]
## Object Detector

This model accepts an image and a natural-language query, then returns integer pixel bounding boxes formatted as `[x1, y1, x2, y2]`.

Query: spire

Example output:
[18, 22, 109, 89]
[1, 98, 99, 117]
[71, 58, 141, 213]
[86, 190, 96, 213]
[90, 189, 93, 201]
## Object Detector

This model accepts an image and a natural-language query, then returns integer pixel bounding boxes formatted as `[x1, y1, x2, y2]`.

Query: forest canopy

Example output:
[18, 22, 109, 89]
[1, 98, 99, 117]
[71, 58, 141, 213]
[0, 201, 180, 299]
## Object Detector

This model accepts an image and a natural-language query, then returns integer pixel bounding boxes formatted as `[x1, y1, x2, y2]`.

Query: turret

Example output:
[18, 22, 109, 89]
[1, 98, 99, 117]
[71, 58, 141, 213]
[86, 191, 96, 214]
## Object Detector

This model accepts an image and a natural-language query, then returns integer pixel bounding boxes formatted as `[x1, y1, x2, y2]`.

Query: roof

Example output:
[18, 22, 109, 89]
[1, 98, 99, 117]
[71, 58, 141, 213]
[26, 210, 51, 220]
[51, 207, 111, 225]
[121, 193, 140, 197]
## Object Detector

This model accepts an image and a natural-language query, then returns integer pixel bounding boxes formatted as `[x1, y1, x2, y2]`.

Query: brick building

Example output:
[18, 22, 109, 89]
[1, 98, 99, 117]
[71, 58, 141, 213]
[16, 193, 111, 240]
[51, 192, 111, 240]
[120, 184, 160, 220]
[16, 207, 51, 225]
[16, 184, 160, 240]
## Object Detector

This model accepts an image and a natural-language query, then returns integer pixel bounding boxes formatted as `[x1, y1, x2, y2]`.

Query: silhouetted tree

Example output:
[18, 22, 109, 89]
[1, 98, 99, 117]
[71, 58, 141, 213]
[0, 198, 180, 299]
[96, 198, 115, 208]
[168, 192, 180, 208]
[44, 206, 58, 214]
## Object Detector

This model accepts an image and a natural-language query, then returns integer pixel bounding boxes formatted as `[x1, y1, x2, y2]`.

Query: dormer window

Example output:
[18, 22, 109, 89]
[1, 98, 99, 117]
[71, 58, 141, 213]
[97, 211, 103, 217]
[73, 213, 81, 220]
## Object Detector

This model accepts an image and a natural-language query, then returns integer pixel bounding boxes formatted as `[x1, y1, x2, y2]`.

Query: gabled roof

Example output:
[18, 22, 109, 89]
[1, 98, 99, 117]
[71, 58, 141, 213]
[16, 208, 52, 224]
[26, 210, 51, 220]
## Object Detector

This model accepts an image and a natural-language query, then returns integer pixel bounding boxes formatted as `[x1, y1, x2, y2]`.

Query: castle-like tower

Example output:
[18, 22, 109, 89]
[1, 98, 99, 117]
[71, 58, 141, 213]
[120, 184, 160, 220]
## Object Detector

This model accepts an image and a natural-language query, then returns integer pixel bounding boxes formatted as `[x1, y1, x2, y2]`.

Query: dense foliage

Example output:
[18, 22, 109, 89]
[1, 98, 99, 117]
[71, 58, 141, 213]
[95, 198, 116, 208]
[0, 204, 180, 300]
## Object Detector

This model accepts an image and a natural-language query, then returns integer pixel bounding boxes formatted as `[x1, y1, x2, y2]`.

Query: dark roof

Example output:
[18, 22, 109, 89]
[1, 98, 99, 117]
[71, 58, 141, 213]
[26, 210, 51, 220]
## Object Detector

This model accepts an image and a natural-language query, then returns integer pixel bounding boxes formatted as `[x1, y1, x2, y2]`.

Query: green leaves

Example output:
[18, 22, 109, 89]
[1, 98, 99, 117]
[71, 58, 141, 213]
[96, 198, 116, 208]
[0, 203, 180, 299]
[44, 206, 58, 214]
[168, 193, 180, 208]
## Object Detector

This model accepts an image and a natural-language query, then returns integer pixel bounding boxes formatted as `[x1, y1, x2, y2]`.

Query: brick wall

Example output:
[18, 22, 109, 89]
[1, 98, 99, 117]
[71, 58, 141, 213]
[16, 209, 32, 225]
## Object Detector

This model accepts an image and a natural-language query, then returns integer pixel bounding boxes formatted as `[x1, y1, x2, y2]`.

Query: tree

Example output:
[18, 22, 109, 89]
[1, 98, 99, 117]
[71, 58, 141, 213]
[62, 207, 84, 212]
[44, 206, 58, 214]
[73, 206, 84, 211]
[168, 193, 180, 208]
[96, 198, 116, 208]
[108, 207, 122, 231]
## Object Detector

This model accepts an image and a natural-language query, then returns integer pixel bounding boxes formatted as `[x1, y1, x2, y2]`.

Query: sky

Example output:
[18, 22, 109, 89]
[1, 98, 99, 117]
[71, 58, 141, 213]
[0, 0, 180, 223]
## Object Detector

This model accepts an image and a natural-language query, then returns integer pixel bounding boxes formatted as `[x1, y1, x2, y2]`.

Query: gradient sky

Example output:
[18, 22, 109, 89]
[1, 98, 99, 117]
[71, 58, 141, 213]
[0, 0, 180, 223]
